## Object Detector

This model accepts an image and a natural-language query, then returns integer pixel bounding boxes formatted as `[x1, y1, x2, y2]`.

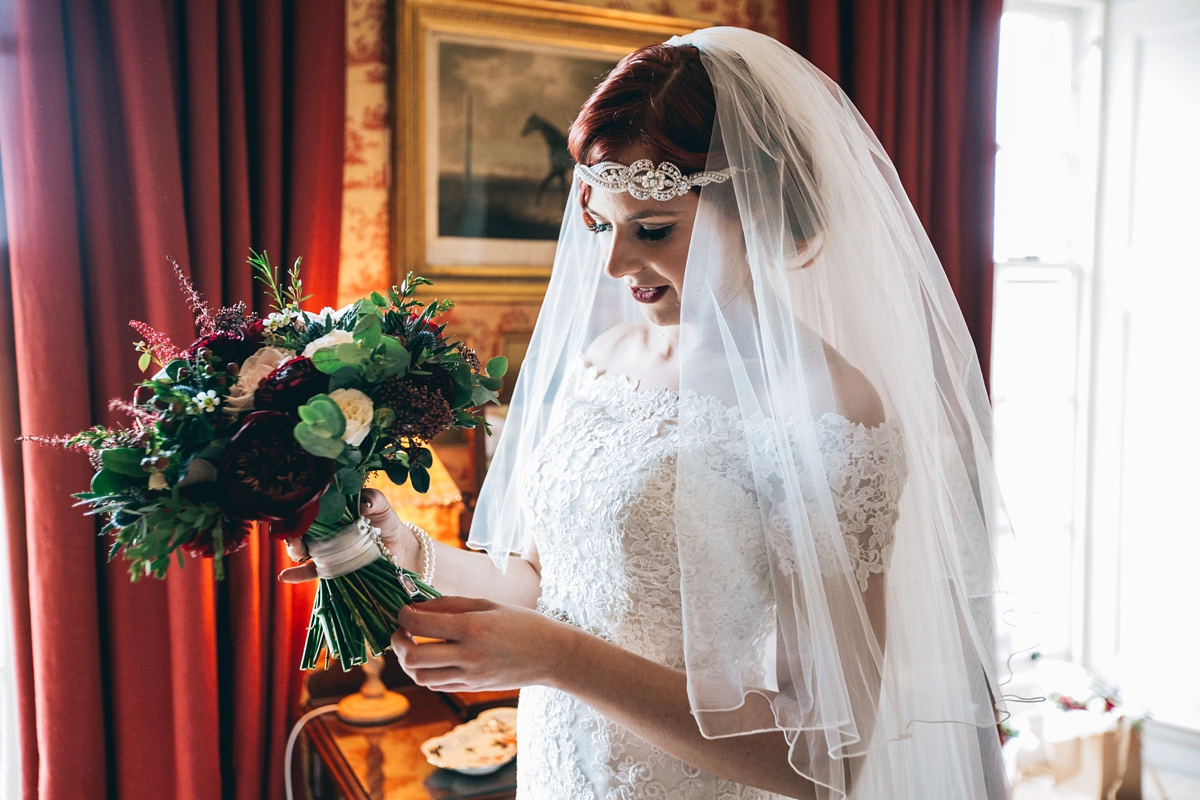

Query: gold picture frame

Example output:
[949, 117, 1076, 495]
[393, 0, 706, 302]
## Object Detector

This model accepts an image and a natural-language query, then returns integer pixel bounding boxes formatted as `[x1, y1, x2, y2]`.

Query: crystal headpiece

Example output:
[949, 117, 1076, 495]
[574, 159, 731, 201]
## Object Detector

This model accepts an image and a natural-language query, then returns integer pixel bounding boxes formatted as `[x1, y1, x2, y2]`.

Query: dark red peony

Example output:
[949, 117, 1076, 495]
[253, 356, 327, 415]
[187, 327, 263, 366]
[180, 519, 253, 558]
[218, 411, 333, 538]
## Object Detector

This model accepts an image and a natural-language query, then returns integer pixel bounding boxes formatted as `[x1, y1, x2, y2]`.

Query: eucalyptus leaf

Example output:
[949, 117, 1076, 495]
[328, 365, 363, 392]
[335, 341, 369, 365]
[454, 410, 478, 428]
[370, 291, 389, 308]
[470, 385, 499, 407]
[478, 376, 503, 392]
[486, 357, 509, 378]
[353, 313, 382, 349]
[336, 468, 365, 495]
[300, 395, 346, 437]
[310, 347, 346, 375]
[316, 488, 347, 525]
[413, 448, 433, 469]
[294, 423, 347, 459]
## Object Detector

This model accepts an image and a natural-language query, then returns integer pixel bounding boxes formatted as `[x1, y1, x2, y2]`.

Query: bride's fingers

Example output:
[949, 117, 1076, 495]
[407, 667, 468, 690]
[277, 563, 318, 583]
[360, 488, 410, 549]
[284, 536, 309, 562]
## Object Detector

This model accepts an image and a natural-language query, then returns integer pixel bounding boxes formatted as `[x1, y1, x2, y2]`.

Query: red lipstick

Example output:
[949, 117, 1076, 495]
[630, 285, 668, 304]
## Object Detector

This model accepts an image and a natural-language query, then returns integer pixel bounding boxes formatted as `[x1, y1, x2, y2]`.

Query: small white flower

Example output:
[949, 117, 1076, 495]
[193, 390, 221, 413]
[264, 308, 306, 334]
[302, 328, 356, 359]
[328, 388, 374, 447]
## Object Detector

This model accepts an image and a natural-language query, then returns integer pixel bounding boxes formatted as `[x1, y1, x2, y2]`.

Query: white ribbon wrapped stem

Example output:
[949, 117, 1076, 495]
[308, 517, 383, 579]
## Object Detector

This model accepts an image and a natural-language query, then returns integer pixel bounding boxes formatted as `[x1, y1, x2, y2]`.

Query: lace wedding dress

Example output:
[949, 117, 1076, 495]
[516, 359, 908, 800]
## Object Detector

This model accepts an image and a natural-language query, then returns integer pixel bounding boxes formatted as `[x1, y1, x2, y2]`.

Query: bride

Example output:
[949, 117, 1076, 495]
[285, 26, 1009, 799]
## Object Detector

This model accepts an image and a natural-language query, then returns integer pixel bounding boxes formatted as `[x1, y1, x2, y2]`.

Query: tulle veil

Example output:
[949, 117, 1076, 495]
[468, 26, 1011, 799]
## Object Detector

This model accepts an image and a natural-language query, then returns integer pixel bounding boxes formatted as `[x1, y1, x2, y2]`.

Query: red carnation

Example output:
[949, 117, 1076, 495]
[218, 411, 333, 530]
[254, 357, 327, 415]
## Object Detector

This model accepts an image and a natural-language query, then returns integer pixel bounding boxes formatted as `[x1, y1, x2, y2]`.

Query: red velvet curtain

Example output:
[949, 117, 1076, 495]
[0, 1, 344, 798]
[777, 0, 1002, 380]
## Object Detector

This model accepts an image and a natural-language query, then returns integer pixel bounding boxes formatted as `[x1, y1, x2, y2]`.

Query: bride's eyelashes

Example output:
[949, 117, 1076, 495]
[583, 220, 675, 241]
[636, 224, 674, 241]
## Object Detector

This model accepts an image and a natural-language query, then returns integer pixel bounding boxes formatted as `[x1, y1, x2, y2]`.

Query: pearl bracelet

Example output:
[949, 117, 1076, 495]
[407, 522, 436, 585]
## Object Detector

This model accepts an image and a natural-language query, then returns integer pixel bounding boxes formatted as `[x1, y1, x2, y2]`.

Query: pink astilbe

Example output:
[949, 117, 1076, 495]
[19, 433, 91, 453]
[129, 319, 183, 364]
[170, 257, 216, 336]
[108, 398, 156, 420]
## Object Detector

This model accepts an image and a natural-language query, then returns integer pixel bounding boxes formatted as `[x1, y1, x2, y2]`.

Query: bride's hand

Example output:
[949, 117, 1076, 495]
[276, 488, 418, 583]
[391, 596, 573, 692]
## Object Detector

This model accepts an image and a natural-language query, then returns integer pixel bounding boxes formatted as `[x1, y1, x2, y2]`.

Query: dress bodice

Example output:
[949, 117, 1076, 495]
[515, 359, 907, 800]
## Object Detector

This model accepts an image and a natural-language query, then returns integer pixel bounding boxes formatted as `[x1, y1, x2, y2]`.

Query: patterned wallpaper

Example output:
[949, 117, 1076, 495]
[338, 0, 392, 304]
[335, 0, 778, 309]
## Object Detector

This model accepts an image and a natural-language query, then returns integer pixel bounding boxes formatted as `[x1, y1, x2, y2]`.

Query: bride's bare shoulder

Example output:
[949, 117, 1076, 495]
[583, 322, 650, 373]
[822, 340, 886, 428]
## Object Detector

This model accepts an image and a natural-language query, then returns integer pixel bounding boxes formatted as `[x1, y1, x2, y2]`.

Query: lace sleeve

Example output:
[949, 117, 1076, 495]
[813, 416, 908, 592]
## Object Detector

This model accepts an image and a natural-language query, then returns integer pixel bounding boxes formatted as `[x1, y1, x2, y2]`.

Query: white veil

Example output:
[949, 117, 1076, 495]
[470, 27, 1010, 799]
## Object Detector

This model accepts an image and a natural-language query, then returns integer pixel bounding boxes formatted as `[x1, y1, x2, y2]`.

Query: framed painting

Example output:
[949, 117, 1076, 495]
[394, 0, 706, 301]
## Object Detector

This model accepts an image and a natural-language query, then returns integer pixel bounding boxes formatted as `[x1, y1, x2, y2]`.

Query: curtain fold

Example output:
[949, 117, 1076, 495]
[777, 0, 1002, 380]
[0, 0, 345, 798]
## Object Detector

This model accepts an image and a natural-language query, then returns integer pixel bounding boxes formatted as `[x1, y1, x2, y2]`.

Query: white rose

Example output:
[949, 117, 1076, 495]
[328, 388, 374, 447]
[304, 302, 358, 326]
[305, 307, 338, 325]
[225, 346, 294, 412]
[302, 329, 355, 359]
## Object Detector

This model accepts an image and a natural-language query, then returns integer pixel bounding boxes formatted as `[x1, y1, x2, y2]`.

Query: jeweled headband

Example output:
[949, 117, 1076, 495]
[574, 159, 731, 201]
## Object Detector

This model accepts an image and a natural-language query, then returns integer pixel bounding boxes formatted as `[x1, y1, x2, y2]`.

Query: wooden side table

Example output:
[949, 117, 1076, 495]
[301, 679, 518, 800]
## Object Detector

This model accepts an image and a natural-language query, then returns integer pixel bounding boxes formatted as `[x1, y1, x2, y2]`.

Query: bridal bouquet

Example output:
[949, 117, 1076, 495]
[31, 252, 505, 669]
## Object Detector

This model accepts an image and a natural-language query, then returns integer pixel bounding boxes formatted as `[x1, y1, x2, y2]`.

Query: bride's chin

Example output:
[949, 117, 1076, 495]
[638, 302, 681, 328]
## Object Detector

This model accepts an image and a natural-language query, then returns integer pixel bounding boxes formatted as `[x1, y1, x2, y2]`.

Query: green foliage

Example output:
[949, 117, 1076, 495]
[249, 249, 311, 312]
[294, 395, 347, 459]
[316, 487, 347, 525]
[101, 448, 147, 478]
[102, 495, 226, 580]
[92, 469, 143, 494]
[486, 357, 508, 378]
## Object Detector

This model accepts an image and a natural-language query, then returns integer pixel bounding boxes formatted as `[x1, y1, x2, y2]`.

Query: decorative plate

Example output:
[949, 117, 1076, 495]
[420, 706, 518, 775]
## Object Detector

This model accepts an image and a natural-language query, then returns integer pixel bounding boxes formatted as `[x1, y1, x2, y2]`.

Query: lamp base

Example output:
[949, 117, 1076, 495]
[337, 689, 411, 726]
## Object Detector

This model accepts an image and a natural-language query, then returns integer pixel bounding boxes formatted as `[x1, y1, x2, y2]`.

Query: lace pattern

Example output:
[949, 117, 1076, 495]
[517, 359, 907, 799]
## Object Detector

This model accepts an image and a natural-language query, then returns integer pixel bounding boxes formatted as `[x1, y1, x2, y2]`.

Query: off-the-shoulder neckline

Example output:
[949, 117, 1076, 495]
[577, 358, 897, 434]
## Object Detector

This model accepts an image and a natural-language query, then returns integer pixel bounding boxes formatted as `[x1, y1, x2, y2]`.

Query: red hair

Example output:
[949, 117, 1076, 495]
[569, 44, 716, 215]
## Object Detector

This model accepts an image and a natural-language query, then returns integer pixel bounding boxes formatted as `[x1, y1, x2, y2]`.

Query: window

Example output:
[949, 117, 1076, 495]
[992, 0, 1200, 747]
[991, 0, 1102, 662]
